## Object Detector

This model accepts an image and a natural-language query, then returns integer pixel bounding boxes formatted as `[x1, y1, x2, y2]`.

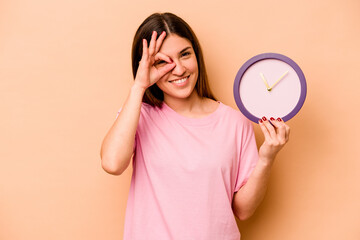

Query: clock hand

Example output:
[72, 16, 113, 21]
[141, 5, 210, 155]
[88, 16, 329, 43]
[259, 73, 271, 91]
[269, 71, 289, 90]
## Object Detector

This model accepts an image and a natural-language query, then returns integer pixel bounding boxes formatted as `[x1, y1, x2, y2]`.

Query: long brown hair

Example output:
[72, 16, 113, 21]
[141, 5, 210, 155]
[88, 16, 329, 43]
[131, 12, 216, 107]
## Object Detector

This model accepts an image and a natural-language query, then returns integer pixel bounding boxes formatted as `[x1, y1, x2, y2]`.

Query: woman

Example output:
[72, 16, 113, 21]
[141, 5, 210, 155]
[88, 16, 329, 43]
[100, 12, 290, 240]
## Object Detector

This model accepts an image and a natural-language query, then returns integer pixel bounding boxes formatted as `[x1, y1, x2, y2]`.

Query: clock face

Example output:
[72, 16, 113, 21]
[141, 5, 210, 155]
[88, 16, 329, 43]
[233, 53, 306, 123]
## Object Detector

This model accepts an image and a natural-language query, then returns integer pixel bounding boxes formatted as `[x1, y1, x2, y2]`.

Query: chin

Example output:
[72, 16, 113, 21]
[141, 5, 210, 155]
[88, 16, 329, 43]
[166, 88, 198, 101]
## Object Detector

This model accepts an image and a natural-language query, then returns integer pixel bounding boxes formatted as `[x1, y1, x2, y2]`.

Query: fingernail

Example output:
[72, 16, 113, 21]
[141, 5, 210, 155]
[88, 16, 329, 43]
[277, 118, 282, 121]
[259, 119, 263, 123]
[270, 117, 275, 121]
[262, 116, 267, 121]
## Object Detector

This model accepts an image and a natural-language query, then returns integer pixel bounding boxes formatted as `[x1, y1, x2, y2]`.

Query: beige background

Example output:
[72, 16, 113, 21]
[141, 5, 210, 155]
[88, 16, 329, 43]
[1, 0, 359, 239]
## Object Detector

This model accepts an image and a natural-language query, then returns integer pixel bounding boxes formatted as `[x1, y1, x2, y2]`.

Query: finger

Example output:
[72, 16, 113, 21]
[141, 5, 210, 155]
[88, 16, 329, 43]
[258, 119, 271, 141]
[154, 52, 173, 64]
[286, 126, 290, 142]
[278, 118, 291, 141]
[262, 117, 277, 139]
[141, 39, 148, 62]
[157, 62, 176, 77]
[276, 117, 290, 142]
[270, 117, 286, 142]
[148, 31, 157, 56]
[155, 31, 167, 53]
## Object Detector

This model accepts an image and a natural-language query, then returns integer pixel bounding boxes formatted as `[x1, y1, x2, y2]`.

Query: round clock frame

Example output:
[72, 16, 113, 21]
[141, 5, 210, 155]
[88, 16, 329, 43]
[233, 53, 307, 123]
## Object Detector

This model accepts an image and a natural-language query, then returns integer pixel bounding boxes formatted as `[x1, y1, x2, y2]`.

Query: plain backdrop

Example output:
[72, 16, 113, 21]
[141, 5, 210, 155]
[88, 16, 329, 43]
[1, 0, 359, 239]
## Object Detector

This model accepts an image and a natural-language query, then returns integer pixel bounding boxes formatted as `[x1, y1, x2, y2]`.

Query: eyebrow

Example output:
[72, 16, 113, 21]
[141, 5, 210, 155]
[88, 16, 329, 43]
[179, 46, 192, 54]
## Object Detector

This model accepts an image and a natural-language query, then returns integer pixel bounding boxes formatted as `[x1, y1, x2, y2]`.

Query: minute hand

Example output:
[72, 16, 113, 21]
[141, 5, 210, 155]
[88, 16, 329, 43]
[269, 71, 289, 90]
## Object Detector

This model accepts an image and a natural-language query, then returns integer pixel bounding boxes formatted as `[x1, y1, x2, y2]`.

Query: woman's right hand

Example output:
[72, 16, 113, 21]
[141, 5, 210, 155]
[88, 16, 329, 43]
[134, 31, 175, 90]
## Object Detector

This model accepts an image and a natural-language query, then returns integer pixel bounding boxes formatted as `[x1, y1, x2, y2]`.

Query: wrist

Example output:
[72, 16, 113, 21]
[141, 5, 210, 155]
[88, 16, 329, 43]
[258, 155, 275, 168]
[131, 83, 147, 95]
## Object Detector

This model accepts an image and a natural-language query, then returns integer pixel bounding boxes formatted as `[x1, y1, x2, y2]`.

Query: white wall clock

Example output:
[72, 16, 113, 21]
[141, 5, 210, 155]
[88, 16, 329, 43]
[233, 53, 307, 123]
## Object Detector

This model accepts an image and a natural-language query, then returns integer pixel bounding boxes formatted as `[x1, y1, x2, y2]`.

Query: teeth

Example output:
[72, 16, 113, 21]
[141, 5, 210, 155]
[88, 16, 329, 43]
[172, 77, 188, 84]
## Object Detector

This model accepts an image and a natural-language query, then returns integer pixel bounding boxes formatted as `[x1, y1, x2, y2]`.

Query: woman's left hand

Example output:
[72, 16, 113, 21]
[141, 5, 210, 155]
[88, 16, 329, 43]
[258, 116, 290, 164]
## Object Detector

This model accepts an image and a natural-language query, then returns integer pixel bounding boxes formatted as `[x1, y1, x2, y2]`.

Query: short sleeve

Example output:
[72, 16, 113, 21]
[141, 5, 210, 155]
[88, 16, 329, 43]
[234, 119, 259, 193]
[115, 107, 137, 152]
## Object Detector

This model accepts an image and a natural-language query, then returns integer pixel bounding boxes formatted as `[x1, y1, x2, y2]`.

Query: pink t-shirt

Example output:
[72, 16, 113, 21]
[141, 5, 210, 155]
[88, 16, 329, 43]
[116, 101, 258, 240]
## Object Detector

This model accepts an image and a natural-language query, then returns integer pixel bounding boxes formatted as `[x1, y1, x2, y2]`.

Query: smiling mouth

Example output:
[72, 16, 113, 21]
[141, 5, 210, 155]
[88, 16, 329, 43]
[169, 75, 190, 84]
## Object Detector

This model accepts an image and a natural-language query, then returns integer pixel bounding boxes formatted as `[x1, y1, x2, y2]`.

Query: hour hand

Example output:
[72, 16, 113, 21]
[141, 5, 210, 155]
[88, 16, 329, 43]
[260, 73, 271, 91]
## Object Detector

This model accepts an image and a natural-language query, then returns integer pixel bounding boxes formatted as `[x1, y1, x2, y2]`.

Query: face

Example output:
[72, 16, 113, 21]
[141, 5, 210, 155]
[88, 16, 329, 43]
[154, 34, 199, 102]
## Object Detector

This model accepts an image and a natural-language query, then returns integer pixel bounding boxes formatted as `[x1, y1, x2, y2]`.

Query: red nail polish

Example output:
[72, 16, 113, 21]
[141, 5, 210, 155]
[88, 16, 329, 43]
[277, 118, 282, 121]
[262, 116, 267, 121]
[259, 119, 263, 123]
[270, 117, 275, 121]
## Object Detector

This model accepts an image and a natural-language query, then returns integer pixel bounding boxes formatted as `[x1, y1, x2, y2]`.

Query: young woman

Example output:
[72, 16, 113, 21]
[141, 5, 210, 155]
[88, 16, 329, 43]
[100, 12, 290, 240]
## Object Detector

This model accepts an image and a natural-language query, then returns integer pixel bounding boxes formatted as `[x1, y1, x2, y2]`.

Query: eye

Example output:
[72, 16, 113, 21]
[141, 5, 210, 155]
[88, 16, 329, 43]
[155, 60, 166, 66]
[181, 52, 191, 57]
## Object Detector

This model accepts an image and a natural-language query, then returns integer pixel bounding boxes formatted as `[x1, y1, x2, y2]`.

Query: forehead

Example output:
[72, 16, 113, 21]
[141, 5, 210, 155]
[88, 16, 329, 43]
[158, 34, 193, 56]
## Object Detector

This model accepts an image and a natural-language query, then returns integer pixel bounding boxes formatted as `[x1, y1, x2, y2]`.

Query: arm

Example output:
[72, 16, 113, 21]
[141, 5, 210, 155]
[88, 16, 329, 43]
[232, 117, 290, 220]
[100, 31, 175, 175]
[100, 84, 145, 175]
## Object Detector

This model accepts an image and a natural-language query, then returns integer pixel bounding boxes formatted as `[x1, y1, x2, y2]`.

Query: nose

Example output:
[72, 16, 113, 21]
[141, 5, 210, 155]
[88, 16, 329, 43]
[171, 60, 186, 76]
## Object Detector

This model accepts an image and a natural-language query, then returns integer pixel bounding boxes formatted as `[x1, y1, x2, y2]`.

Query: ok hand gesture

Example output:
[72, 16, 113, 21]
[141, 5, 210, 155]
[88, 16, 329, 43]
[134, 31, 175, 90]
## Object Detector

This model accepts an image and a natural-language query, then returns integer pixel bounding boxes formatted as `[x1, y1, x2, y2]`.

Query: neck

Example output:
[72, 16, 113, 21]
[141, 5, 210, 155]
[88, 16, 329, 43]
[163, 91, 204, 114]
